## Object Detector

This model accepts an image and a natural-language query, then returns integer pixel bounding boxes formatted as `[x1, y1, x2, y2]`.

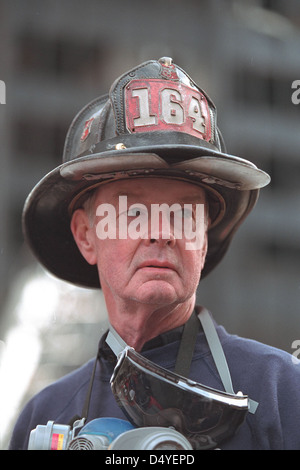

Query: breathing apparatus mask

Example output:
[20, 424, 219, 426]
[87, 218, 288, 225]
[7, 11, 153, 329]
[28, 308, 258, 450]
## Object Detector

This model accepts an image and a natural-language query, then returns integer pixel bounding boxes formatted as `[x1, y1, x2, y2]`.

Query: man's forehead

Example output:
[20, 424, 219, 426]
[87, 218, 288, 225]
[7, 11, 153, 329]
[94, 178, 207, 202]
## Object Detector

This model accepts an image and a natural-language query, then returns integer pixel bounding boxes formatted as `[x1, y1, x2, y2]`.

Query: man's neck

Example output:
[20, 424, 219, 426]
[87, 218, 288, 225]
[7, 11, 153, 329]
[105, 297, 196, 351]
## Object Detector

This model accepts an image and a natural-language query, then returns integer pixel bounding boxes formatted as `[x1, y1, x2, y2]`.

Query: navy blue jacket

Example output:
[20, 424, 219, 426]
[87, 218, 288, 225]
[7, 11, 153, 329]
[9, 313, 300, 450]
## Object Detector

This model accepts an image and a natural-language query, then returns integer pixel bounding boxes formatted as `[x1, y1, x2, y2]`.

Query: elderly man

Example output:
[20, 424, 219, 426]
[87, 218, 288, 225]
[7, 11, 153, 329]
[71, 177, 208, 351]
[9, 58, 300, 450]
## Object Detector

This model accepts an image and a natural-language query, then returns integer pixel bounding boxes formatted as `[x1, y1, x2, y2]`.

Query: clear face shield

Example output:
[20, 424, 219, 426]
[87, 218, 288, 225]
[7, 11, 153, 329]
[106, 309, 255, 450]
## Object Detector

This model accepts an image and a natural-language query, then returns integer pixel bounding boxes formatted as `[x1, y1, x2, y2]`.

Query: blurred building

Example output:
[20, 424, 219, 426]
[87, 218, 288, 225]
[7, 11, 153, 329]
[1, 0, 300, 448]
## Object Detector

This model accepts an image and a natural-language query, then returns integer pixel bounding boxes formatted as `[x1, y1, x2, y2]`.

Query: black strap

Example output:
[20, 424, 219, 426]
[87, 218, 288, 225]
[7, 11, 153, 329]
[68, 349, 99, 426]
[81, 354, 99, 420]
[174, 310, 200, 377]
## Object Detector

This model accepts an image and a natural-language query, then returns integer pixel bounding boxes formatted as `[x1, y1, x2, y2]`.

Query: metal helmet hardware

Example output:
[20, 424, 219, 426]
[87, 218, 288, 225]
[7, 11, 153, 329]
[22, 57, 270, 288]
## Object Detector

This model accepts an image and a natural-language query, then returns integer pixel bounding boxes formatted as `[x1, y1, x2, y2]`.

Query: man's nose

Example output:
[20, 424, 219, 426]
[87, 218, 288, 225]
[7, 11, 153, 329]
[146, 212, 177, 247]
[148, 232, 176, 247]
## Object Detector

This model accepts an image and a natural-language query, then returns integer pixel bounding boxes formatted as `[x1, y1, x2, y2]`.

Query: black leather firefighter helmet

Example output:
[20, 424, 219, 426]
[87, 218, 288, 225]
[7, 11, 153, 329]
[22, 57, 270, 288]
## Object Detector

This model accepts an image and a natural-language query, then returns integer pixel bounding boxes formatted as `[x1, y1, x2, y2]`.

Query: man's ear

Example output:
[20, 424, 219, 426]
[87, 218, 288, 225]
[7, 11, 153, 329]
[200, 231, 208, 271]
[70, 209, 97, 265]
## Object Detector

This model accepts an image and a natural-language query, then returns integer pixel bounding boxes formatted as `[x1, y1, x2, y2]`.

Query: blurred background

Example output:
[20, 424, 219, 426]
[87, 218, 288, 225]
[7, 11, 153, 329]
[0, 0, 300, 449]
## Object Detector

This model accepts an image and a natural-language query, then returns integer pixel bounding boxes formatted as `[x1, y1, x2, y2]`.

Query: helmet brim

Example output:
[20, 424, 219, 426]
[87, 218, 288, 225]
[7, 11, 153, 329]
[22, 144, 268, 288]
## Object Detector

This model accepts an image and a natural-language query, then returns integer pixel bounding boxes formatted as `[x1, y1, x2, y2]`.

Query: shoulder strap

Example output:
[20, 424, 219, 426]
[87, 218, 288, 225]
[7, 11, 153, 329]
[174, 310, 200, 377]
[198, 307, 258, 414]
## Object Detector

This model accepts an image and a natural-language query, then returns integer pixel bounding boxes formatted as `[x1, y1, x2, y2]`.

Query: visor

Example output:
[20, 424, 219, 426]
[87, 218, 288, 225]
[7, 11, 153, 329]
[106, 317, 249, 450]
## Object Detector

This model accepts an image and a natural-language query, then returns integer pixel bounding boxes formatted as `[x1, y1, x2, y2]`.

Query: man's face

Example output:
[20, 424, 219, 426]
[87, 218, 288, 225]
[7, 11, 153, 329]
[76, 178, 208, 310]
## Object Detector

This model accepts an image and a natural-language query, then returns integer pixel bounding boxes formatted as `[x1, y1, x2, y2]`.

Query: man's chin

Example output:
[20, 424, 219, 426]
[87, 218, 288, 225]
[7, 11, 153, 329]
[130, 279, 183, 306]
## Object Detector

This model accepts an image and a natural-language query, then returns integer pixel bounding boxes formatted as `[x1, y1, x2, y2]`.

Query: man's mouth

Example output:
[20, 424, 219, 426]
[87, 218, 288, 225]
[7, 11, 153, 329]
[138, 260, 177, 272]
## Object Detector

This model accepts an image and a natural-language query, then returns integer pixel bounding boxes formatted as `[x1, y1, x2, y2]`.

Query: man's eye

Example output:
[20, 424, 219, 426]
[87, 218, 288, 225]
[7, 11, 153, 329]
[178, 207, 193, 218]
[127, 206, 144, 217]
